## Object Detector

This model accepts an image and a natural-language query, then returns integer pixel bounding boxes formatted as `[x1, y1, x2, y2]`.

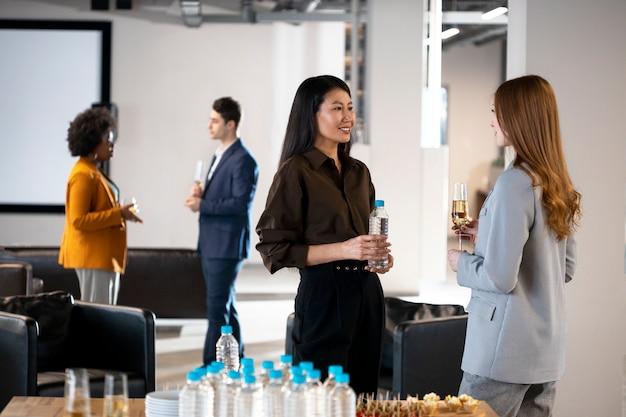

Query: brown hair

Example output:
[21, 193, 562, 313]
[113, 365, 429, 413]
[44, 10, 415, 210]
[495, 75, 581, 240]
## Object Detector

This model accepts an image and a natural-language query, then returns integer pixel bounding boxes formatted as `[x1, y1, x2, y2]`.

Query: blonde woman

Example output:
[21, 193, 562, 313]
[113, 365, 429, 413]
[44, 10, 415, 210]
[447, 75, 581, 417]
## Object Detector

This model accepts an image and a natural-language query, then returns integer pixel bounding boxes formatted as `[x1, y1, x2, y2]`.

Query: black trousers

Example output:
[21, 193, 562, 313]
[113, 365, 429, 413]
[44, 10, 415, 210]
[292, 260, 385, 395]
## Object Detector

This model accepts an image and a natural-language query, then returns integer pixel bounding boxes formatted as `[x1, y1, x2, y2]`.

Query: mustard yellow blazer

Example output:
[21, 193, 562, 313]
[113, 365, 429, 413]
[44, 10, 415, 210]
[58, 157, 127, 273]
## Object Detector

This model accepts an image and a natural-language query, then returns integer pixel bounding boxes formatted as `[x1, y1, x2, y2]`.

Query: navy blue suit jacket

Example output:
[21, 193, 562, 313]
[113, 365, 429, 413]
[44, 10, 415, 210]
[198, 139, 258, 260]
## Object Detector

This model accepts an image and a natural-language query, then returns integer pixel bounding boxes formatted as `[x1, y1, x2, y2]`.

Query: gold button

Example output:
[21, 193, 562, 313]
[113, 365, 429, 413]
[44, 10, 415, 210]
[353, 266, 358, 271]
[344, 266, 350, 271]
[336, 266, 340, 270]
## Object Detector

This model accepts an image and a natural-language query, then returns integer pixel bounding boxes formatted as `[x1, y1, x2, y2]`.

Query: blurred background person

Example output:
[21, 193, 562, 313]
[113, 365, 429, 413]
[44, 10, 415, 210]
[447, 75, 581, 417]
[184, 97, 258, 365]
[59, 107, 142, 304]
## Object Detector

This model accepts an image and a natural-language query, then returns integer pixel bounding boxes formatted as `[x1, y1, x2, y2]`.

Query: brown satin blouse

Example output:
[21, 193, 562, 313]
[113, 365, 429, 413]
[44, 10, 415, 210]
[255, 147, 375, 273]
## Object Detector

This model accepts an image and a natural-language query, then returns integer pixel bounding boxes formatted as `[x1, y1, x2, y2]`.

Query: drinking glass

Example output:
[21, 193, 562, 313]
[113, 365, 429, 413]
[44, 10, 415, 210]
[194, 160, 204, 185]
[64, 368, 91, 417]
[451, 182, 470, 250]
[103, 372, 129, 417]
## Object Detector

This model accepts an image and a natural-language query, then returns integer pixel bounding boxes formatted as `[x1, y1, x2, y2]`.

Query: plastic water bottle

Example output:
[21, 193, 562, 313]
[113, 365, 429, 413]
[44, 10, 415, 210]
[263, 370, 285, 417]
[279, 355, 292, 384]
[284, 374, 307, 417]
[179, 370, 201, 417]
[259, 360, 274, 386]
[216, 325, 240, 372]
[368, 199, 389, 269]
[328, 373, 356, 417]
[217, 370, 241, 417]
[197, 368, 214, 417]
[305, 369, 326, 417]
[204, 365, 222, 417]
[235, 374, 263, 417]
[322, 365, 343, 392]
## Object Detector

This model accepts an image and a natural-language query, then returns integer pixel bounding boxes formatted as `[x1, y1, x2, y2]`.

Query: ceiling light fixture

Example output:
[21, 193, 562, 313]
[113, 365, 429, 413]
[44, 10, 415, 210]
[481, 6, 508, 20]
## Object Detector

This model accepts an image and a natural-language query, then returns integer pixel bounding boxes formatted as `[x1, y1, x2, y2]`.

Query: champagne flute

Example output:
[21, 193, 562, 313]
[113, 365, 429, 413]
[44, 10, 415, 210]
[194, 160, 204, 186]
[451, 182, 470, 250]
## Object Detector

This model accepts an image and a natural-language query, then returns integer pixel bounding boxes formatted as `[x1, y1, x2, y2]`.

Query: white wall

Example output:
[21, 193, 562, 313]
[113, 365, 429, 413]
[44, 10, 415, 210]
[367, 0, 424, 293]
[0, 1, 345, 264]
[520, 0, 626, 415]
[443, 39, 503, 219]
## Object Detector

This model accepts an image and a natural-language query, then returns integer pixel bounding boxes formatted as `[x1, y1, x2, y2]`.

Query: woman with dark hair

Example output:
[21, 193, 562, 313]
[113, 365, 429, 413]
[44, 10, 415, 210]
[59, 107, 142, 305]
[447, 75, 580, 417]
[256, 75, 393, 394]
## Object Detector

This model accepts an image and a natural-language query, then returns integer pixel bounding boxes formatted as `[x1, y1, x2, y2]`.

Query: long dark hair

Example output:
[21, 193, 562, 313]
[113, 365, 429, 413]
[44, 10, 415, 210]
[279, 75, 352, 165]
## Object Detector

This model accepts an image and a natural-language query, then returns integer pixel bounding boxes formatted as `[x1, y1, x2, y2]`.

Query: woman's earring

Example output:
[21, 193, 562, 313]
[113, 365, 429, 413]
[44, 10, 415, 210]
[92, 152, 98, 161]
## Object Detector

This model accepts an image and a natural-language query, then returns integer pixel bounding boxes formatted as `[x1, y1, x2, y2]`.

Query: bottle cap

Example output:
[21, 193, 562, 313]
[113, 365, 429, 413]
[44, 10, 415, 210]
[292, 374, 305, 385]
[212, 361, 225, 371]
[280, 354, 292, 364]
[241, 357, 254, 368]
[244, 374, 256, 385]
[269, 370, 283, 380]
[227, 370, 241, 380]
[375, 200, 384, 208]
[262, 360, 274, 370]
[336, 373, 350, 384]
[221, 325, 233, 334]
[290, 366, 303, 376]
[242, 367, 255, 376]
[206, 365, 220, 374]
[328, 365, 343, 376]
[308, 369, 321, 380]
[299, 361, 314, 372]
[187, 371, 201, 382]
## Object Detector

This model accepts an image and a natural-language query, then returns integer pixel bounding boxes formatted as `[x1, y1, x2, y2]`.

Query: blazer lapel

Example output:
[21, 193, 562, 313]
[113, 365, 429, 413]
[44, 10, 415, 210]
[204, 139, 242, 192]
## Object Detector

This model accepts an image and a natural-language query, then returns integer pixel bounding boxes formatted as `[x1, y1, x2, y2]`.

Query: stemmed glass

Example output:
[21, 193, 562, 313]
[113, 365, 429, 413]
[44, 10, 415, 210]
[194, 160, 204, 186]
[451, 182, 470, 250]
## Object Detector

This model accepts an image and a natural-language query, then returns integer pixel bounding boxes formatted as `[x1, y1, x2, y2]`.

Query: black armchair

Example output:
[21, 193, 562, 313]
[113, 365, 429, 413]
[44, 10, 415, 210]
[284, 297, 467, 398]
[382, 297, 467, 398]
[0, 291, 156, 409]
[0, 262, 33, 296]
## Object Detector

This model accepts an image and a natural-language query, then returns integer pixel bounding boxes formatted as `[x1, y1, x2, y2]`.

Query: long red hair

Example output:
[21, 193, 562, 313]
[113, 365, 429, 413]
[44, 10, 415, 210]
[495, 75, 581, 240]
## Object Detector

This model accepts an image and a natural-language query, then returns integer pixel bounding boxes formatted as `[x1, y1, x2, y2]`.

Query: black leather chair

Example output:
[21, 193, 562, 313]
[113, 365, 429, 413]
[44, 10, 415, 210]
[0, 262, 33, 296]
[0, 291, 156, 409]
[383, 297, 467, 398]
[284, 297, 467, 398]
[3, 247, 207, 318]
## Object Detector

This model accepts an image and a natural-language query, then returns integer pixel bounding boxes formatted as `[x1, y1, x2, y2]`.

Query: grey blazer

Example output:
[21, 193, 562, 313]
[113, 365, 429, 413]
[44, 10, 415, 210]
[457, 165, 576, 384]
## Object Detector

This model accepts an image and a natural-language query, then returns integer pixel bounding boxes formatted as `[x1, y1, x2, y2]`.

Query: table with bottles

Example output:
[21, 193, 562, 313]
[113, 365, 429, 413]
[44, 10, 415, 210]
[0, 396, 145, 417]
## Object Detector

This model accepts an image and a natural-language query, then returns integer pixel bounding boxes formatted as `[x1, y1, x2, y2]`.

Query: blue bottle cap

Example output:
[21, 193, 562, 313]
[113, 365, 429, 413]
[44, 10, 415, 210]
[206, 365, 219, 374]
[336, 373, 350, 384]
[227, 370, 241, 380]
[262, 360, 274, 370]
[187, 371, 201, 382]
[221, 325, 233, 334]
[375, 200, 384, 208]
[241, 357, 254, 368]
[299, 361, 314, 371]
[308, 369, 321, 380]
[269, 370, 283, 380]
[290, 366, 303, 376]
[328, 365, 343, 376]
[244, 374, 256, 385]
[212, 361, 225, 371]
[292, 374, 306, 385]
[280, 354, 292, 364]
[242, 367, 255, 376]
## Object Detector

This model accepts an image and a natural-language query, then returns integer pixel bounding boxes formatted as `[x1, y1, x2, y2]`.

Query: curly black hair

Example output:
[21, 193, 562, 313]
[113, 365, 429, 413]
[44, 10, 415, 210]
[67, 107, 115, 157]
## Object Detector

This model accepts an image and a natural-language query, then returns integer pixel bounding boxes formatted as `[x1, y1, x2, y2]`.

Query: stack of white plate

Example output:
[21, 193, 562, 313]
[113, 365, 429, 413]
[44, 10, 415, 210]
[145, 390, 179, 417]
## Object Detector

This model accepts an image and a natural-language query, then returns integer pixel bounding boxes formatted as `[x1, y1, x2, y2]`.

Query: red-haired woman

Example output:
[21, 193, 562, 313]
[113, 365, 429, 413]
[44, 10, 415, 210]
[447, 75, 581, 417]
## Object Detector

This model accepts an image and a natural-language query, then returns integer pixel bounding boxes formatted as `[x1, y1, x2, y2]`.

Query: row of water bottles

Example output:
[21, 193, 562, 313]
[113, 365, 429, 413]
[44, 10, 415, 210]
[179, 326, 356, 417]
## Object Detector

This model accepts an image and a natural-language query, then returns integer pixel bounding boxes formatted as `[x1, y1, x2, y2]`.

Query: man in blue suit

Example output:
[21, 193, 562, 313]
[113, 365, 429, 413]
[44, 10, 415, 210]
[185, 97, 258, 365]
